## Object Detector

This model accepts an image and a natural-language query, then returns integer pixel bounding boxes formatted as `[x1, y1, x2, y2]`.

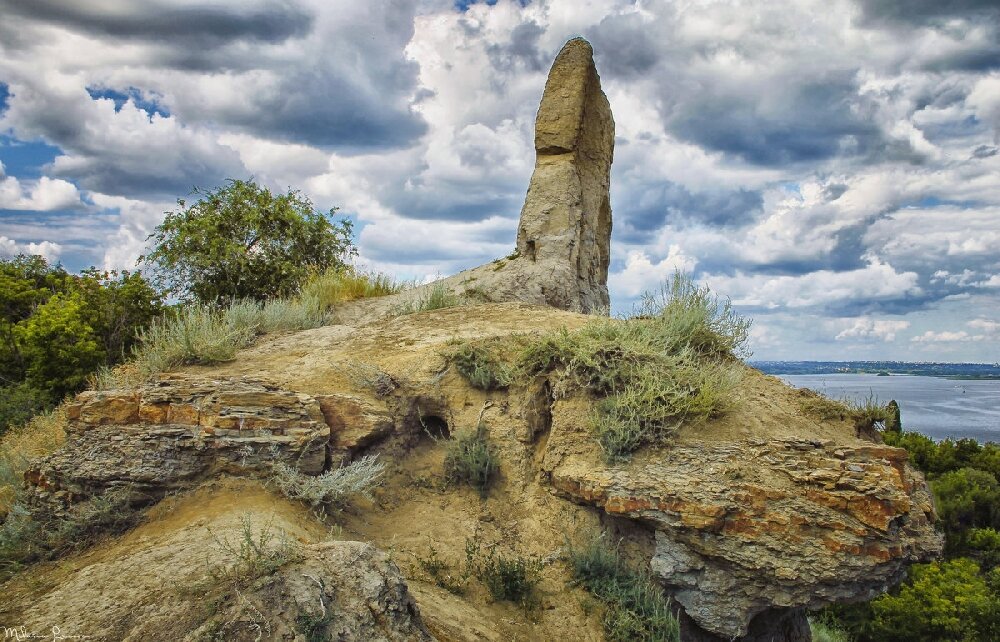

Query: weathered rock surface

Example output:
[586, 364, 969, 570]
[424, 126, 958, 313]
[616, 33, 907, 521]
[206, 539, 433, 642]
[549, 438, 943, 638]
[332, 37, 613, 324]
[1, 480, 431, 641]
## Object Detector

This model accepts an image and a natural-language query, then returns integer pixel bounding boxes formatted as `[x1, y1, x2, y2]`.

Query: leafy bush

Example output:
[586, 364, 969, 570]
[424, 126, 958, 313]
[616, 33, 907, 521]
[395, 281, 463, 315]
[270, 456, 384, 509]
[17, 291, 106, 398]
[443, 424, 499, 497]
[868, 558, 1000, 641]
[141, 178, 356, 303]
[0, 257, 163, 413]
[932, 467, 1000, 554]
[465, 537, 542, 606]
[0, 382, 53, 438]
[568, 534, 680, 642]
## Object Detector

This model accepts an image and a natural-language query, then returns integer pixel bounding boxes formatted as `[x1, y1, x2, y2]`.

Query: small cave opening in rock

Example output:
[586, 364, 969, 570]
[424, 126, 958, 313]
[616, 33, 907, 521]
[418, 414, 451, 440]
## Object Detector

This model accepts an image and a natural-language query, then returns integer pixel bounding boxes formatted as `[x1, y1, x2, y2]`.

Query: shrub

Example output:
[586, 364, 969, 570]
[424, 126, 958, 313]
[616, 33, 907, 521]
[270, 455, 385, 509]
[447, 274, 747, 460]
[446, 339, 515, 390]
[0, 486, 137, 580]
[568, 534, 680, 642]
[845, 391, 892, 434]
[416, 544, 469, 595]
[443, 424, 499, 497]
[208, 513, 302, 588]
[634, 272, 751, 359]
[465, 537, 542, 606]
[395, 281, 463, 315]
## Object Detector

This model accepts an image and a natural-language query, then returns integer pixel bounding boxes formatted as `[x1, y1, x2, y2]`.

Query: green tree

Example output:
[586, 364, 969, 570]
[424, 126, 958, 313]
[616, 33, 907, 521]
[140, 179, 356, 303]
[16, 292, 105, 399]
[74, 268, 163, 362]
[0, 256, 71, 383]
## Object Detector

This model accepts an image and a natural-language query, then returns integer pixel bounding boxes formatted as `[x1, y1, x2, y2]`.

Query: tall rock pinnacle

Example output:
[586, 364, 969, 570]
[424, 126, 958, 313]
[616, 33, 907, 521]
[515, 37, 614, 313]
[332, 37, 616, 324]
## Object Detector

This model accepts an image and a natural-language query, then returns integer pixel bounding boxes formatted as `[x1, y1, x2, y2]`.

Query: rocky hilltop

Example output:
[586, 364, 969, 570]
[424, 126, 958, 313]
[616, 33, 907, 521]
[1, 38, 941, 641]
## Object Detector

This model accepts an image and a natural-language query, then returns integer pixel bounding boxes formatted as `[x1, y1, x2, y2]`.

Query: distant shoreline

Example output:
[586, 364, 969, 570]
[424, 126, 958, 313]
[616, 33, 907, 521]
[752, 361, 1000, 380]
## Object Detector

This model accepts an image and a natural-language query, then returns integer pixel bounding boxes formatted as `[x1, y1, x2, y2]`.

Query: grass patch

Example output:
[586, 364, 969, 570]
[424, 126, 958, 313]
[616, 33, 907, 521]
[809, 616, 852, 642]
[466, 537, 542, 607]
[845, 391, 892, 434]
[93, 295, 328, 389]
[568, 534, 680, 642]
[394, 281, 463, 315]
[443, 423, 499, 497]
[0, 407, 67, 516]
[448, 273, 749, 460]
[301, 266, 406, 308]
[270, 455, 384, 510]
[795, 388, 894, 436]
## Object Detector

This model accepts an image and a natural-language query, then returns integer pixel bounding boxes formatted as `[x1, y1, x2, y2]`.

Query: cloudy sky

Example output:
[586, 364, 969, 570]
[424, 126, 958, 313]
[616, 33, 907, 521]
[1, 0, 998, 361]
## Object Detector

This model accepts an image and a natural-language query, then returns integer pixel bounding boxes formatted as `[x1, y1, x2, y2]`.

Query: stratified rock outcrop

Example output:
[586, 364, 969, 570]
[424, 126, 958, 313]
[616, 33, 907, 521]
[334, 37, 613, 324]
[24, 375, 329, 506]
[548, 439, 942, 638]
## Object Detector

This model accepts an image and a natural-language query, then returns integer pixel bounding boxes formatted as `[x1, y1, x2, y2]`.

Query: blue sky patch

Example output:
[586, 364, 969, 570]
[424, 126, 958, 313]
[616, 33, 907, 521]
[86, 86, 169, 118]
[0, 136, 62, 179]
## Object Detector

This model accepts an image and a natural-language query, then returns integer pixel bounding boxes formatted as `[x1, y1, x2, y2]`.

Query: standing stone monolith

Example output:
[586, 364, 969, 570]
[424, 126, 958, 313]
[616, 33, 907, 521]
[332, 37, 615, 324]
[515, 37, 614, 313]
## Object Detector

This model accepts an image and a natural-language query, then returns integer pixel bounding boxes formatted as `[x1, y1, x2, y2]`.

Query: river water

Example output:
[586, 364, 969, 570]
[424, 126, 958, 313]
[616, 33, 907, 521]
[778, 374, 1000, 443]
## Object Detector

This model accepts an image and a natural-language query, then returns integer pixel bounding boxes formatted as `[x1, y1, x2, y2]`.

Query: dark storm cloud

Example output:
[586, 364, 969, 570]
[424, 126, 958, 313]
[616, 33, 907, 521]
[0, 0, 313, 47]
[613, 180, 763, 241]
[666, 75, 889, 166]
[157, 1, 429, 150]
[856, 0, 1000, 26]
[585, 13, 660, 79]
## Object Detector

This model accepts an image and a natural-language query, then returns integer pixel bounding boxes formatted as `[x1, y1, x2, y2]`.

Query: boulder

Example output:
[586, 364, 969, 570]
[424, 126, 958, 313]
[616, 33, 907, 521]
[549, 438, 943, 638]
